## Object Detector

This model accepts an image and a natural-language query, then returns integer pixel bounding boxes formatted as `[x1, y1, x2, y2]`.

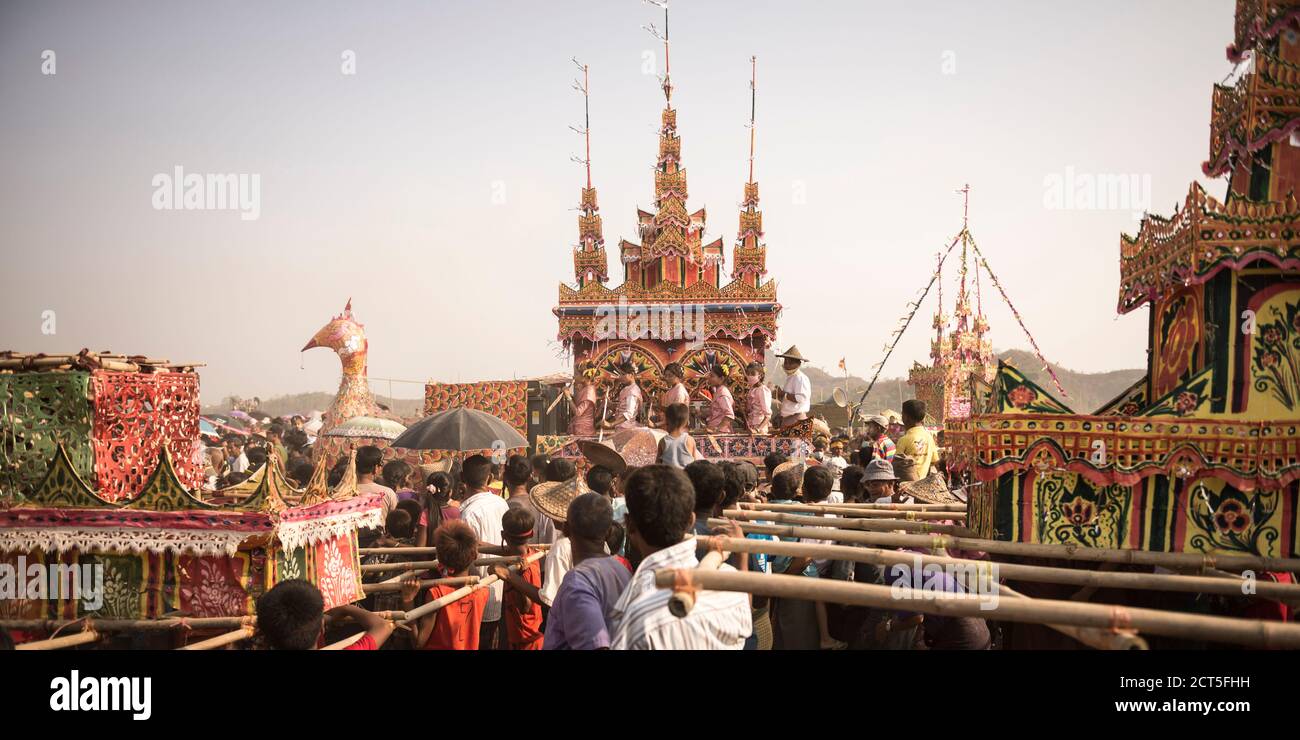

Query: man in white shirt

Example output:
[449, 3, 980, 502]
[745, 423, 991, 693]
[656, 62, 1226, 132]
[223, 436, 249, 477]
[773, 346, 812, 428]
[457, 454, 511, 649]
[611, 465, 752, 650]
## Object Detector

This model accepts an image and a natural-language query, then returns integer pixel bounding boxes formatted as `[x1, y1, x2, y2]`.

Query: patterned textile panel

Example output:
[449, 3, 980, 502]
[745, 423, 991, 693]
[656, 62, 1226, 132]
[89, 371, 202, 502]
[424, 381, 528, 434]
[0, 371, 94, 496]
[1022, 471, 1138, 550]
[0, 535, 365, 620]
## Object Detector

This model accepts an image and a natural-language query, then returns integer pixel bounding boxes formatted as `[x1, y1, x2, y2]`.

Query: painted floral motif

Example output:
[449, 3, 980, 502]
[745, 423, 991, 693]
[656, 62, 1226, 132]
[87, 557, 143, 619]
[1212, 499, 1251, 534]
[1141, 370, 1210, 417]
[1251, 296, 1300, 411]
[180, 557, 250, 617]
[1007, 385, 1036, 409]
[314, 535, 358, 609]
[995, 366, 1072, 415]
[1117, 401, 1141, 416]
[1188, 481, 1279, 556]
[1034, 473, 1129, 548]
[1063, 499, 1095, 526]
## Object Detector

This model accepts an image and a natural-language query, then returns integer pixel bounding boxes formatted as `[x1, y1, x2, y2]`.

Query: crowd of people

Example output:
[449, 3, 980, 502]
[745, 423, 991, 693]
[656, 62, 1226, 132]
[252, 395, 990, 651]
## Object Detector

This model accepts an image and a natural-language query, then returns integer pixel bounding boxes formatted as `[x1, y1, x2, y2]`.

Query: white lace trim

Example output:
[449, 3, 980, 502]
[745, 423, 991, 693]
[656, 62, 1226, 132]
[276, 506, 383, 552]
[0, 527, 251, 557]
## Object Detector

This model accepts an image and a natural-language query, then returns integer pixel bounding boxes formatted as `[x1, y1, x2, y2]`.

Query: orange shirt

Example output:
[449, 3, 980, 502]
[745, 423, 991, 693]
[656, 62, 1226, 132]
[421, 583, 488, 650]
[504, 550, 545, 650]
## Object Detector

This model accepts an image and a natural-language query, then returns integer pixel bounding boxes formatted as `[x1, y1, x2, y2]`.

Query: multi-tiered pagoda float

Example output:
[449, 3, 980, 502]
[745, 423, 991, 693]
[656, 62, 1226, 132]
[553, 48, 780, 404]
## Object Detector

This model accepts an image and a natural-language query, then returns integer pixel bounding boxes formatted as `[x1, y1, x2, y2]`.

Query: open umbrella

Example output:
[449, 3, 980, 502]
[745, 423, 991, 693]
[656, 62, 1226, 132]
[391, 407, 528, 453]
[322, 416, 408, 441]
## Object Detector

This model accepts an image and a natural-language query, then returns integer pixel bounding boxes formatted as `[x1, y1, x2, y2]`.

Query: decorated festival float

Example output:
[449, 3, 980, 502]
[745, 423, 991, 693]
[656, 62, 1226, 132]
[948, 0, 1300, 561]
[0, 351, 379, 648]
[545, 46, 811, 466]
[658, 2, 1300, 652]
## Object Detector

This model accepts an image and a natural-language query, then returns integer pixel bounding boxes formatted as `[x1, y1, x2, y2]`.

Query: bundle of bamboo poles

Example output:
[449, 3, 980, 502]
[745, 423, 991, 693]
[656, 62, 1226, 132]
[741, 501, 966, 512]
[688, 534, 1147, 649]
[723, 508, 967, 536]
[0, 351, 204, 373]
[359, 555, 523, 575]
[711, 518, 1300, 573]
[693, 535, 1300, 603]
[739, 502, 966, 520]
[652, 567, 1300, 649]
[363, 576, 478, 594]
[321, 549, 549, 650]
[0, 616, 251, 632]
[357, 543, 551, 557]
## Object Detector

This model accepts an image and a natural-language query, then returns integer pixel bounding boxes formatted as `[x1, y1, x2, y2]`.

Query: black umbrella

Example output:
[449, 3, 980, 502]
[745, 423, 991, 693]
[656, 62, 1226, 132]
[390, 407, 528, 453]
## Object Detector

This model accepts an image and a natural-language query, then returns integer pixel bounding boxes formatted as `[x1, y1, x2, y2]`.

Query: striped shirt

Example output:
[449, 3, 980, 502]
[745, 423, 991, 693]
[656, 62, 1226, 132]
[610, 539, 752, 650]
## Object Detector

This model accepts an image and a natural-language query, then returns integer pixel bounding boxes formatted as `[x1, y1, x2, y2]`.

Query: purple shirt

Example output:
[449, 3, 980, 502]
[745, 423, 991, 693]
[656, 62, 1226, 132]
[544, 555, 632, 650]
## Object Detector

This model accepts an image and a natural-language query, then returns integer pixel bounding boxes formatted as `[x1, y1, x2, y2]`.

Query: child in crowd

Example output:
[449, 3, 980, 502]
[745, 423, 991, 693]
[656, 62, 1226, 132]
[494, 508, 545, 650]
[586, 464, 626, 525]
[256, 579, 394, 651]
[657, 403, 697, 468]
[402, 520, 488, 650]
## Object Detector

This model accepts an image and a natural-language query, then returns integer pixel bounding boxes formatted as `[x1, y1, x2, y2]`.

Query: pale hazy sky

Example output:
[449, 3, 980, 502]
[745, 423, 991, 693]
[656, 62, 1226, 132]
[0, 0, 1233, 403]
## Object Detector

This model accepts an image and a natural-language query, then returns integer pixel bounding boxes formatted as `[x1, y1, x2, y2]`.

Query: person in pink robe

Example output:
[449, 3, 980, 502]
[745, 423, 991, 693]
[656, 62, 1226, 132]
[743, 361, 772, 434]
[568, 372, 597, 436]
[654, 362, 690, 428]
[704, 365, 736, 433]
[601, 363, 644, 430]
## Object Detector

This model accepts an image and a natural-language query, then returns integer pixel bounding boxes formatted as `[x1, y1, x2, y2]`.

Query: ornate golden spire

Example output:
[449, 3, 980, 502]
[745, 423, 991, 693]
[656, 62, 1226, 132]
[573, 61, 607, 287]
[732, 56, 767, 287]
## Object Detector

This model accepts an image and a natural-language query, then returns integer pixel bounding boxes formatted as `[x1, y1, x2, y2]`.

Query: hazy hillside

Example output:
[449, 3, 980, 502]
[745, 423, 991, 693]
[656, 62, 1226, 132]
[205, 349, 1144, 421]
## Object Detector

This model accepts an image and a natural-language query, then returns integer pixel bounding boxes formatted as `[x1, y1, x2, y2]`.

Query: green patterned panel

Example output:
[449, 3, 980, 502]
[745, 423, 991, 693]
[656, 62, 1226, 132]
[125, 448, 216, 511]
[275, 545, 309, 583]
[0, 371, 94, 496]
[995, 363, 1073, 414]
[26, 445, 114, 508]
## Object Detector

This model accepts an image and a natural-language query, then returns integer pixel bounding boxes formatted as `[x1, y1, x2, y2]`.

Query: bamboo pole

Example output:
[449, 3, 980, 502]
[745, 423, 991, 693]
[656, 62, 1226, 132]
[694, 535, 1300, 602]
[15, 629, 100, 651]
[723, 508, 967, 535]
[363, 576, 479, 594]
[995, 583, 1148, 651]
[177, 624, 256, 651]
[320, 550, 548, 649]
[357, 544, 550, 557]
[0, 616, 249, 632]
[359, 555, 522, 574]
[653, 568, 1300, 649]
[669, 542, 732, 617]
[741, 501, 966, 512]
[711, 518, 1300, 573]
[741, 502, 965, 520]
[320, 632, 367, 650]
